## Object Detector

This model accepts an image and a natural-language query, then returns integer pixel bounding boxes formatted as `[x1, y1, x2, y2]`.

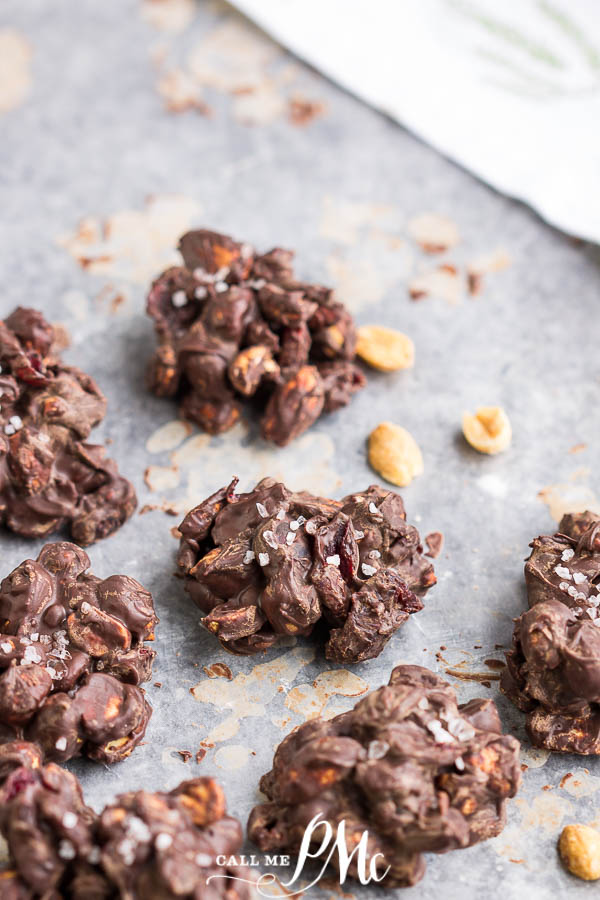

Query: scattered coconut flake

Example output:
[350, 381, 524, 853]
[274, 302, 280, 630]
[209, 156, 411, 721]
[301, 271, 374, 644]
[256, 502, 268, 518]
[326, 554, 340, 566]
[361, 563, 377, 577]
[258, 552, 270, 567]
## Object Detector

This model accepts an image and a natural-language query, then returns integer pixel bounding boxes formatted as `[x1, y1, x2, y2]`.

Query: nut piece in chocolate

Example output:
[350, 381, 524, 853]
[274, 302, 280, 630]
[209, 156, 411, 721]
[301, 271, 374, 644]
[0, 307, 137, 544]
[146, 229, 366, 446]
[248, 664, 521, 888]
[0, 741, 255, 899]
[0, 542, 157, 764]
[501, 510, 600, 754]
[177, 477, 436, 661]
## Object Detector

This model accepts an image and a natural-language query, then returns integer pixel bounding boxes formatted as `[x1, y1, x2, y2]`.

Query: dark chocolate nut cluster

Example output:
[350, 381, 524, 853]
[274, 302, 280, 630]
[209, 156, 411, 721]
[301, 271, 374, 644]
[0, 307, 137, 545]
[146, 229, 366, 446]
[0, 742, 255, 900]
[501, 510, 600, 753]
[0, 542, 157, 764]
[248, 665, 521, 888]
[0, 742, 103, 900]
[95, 776, 255, 899]
[177, 477, 436, 662]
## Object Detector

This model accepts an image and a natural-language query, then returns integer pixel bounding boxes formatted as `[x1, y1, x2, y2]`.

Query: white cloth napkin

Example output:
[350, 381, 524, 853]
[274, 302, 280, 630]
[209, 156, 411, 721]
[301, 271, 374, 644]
[231, 0, 600, 243]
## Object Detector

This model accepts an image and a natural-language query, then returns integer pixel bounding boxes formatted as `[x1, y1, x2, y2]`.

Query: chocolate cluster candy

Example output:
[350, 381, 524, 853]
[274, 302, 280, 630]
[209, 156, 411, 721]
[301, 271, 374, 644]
[501, 511, 600, 753]
[0, 542, 157, 764]
[146, 229, 366, 446]
[95, 776, 255, 899]
[177, 477, 436, 661]
[0, 307, 136, 544]
[248, 665, 521, 888]
[0, 741, 255, 899]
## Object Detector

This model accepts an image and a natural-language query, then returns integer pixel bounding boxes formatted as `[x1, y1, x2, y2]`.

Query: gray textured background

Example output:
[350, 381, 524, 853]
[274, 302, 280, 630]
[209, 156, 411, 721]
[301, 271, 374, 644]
[2, 1, 600, 897]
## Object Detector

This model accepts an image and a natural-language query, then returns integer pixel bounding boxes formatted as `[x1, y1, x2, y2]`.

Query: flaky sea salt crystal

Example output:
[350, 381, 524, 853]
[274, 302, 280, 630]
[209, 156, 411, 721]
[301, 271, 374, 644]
[455, 757, 465, 771]
[243, 551, 255, 565]
[362, 563, 377, 577]
[555, 566, 571, 579]
[58, 840, 76, 860]
[427, 720, 454, 743]
[573, 572, 587, 585]
[171, 290, 188, 307]
[63, 812, 77, 829]
[55, 737, 67, 751]
[263, 530, 278, 550]
[326, 554, 340, 566]
[155, 833, 173, 851]
[126, 816, 152, 843]
[562, 548, 575, 561]
[256, 502, 268, 518]
[367, 740, 389, 760]
[368, 502, 379, 514]
[258, 552, 270, 567]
